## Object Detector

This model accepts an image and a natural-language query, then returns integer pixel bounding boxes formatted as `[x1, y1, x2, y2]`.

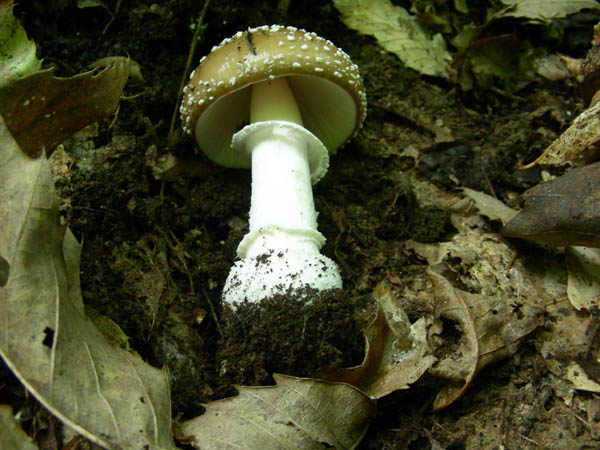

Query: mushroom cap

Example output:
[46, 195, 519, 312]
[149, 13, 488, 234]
[180, 25, 367, 168]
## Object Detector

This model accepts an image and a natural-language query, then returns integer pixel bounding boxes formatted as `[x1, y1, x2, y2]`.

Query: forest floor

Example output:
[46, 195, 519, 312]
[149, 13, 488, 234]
[2, 1, 599, 449]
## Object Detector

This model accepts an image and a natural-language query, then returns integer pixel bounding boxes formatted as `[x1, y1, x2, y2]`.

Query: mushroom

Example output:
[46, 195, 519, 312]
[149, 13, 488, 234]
[180, 25, 366, 305]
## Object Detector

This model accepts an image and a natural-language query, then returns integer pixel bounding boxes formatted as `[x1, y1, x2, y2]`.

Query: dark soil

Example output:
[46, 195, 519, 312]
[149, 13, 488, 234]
[3, 0, 599, 449]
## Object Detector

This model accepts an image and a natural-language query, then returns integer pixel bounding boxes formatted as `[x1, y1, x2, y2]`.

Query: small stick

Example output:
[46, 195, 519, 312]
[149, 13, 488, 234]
[480, 165, 497, 199]
[202, 286, 224, 338]
[168, 0, 212, 145]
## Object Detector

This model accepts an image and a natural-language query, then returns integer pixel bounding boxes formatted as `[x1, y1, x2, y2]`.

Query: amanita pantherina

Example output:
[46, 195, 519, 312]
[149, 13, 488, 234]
[180, 25, 366, 305]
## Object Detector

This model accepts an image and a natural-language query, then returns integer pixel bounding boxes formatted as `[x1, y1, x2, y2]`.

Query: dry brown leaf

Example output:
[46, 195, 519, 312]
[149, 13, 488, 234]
[315, 282, 434, 399]
[522, 99, 600, 168]
[459, 187, 518, 226]
[405, 215, 545, 409]
[538, 286, 597, 398]
[180, 374, 375, 449]
[566, 246, 600, 311]
[501, 162, 600, 247]
[427, 272, 479, 411]
[0, 57, 129, 157]
[427, 270, 542, 409]
[0, 116, 175, 450]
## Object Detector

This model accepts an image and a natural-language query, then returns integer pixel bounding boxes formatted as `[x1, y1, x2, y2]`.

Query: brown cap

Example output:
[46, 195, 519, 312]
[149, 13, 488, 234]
[180, 25, 366, 168]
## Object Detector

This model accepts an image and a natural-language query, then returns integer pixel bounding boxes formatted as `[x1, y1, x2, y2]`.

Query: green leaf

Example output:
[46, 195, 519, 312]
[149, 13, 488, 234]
[499, 0, 600, 23]
[333, 0, 451, 78]
[0, 0, 42, 86]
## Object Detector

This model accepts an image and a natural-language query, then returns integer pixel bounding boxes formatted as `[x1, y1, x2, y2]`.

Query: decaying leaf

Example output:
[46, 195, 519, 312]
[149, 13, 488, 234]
[0, 116, 176, 450]
[180, 374, 375, 450]
[538, 284, 600, 399]
[534, 54, 574, 81]
[426, 271, 478, 411]
[501, 162, 600, 247]
[566, 246, 600, 311]
[0, 58, 129, 157]
[566, 361, 600, 393]
[405, 210, 545, 408]
[522, 98, 600, 168]
[0, 405, 37, 450]
[499, 0, 600, 24]
[0, 0, 42, 85]
[426, 270, 543, 410]
[458, 187, 518, 226]
[315, 282, 435, 399]
[332, 0, 451, 78]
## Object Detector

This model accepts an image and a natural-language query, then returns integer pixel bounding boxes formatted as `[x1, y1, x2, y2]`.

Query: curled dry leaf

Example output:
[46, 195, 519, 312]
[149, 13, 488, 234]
[180, 374, 375, 450]
[0, 57, 129, 157]
[566, 246, 600, 311]
[0, 117, 176, 450]
[315, 281, 435, 399]
[406, 213, 545, 409]
[427, 269, 543, 410]
[501, 162, 600, 247]
[521, 99, 600, 169]
[427, 271, 478, 411]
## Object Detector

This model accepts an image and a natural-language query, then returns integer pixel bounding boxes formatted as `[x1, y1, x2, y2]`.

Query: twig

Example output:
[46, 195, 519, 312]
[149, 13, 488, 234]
[480, 165, 497, 199]
[518, 432, 541, 447]
[202, 286, 224, 338]
[168, 0, 212, 145]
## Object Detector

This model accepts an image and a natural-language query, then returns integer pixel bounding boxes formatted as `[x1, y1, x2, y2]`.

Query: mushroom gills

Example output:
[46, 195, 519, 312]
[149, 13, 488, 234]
[193, 75, 357, 169]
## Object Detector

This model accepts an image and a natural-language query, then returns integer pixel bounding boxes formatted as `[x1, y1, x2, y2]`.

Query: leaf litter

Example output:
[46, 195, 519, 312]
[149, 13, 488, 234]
[0, 58, 130, 157]
[2, 0, 600, 448]
[180, 374, 375, 449]
[315, 282, 435, 399]
[0, 116, 176, 450]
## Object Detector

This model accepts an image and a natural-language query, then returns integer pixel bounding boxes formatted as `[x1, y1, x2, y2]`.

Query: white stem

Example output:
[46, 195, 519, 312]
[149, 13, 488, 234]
[222, 79, 341, 305]
[239, 123, 322, 258]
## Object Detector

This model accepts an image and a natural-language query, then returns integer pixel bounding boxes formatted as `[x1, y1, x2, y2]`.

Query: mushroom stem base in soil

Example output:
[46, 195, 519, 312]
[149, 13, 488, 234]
[222, 78, 341, 305]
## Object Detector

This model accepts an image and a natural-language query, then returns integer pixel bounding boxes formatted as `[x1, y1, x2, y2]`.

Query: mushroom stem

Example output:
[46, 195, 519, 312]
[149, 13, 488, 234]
[250, 78, 303, 125]
[222, 79, 341, 305]
[240, 124, 322, 258]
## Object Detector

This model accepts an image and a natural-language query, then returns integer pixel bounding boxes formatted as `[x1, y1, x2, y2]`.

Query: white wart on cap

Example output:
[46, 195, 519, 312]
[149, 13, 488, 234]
[180, 24, 367, 168]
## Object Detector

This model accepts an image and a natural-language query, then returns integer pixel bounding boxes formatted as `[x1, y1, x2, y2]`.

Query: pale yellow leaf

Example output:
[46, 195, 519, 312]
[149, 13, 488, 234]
[459, 188, 518, 226]
[522, 100, 600, 168]
[0, 405, 37, 450]
[566, 246, 600, 311]
[0, 116, 176, 450]
[181, 374, 375, 449]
